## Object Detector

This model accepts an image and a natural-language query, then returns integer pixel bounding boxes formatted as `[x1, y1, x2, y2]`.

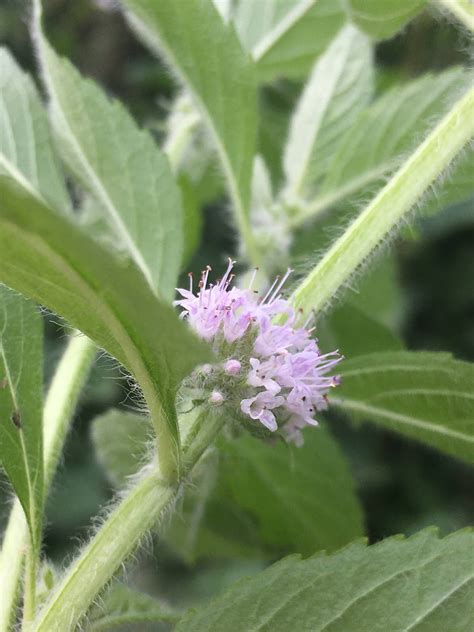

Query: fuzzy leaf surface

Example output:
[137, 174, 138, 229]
[0, 47, 69, 212]
[34, 8, 183, 298]
[334, 351, 474, 463]
[121, 0, 258, 261]
[284, 24, 373, 199]
[312, 69, 469, 216]
[177, 528, 474, 631]
[0, 286, 43, 547]
[0, 176, 211, 463]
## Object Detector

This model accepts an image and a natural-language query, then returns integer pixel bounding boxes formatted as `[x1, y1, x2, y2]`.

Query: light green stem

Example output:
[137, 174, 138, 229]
[438, 0, 474, 31]
[289, 86, 474, 316]
[32, 409, 223, 632]
[22, 548, 38, 627]
[0, 334, 96, 632]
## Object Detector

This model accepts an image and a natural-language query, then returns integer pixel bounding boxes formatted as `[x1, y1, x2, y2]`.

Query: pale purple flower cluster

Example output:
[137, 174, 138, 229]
[176, 260, 342, 446]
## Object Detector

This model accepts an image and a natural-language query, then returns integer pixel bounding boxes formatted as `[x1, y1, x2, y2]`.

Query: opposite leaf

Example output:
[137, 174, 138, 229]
[0, 176, 211, 476]
[0, 47, 69, 212]
[236, 0, 346, 81]
[120, 0, 260, 266]
[334, 351, 474, 464]
[0, 286, 43, 548]
[177, 528, 474, 631]
[33, 2, 183, 299]
[296, 67, 469, 225]
[283, 24, 373, 202]
[348, 0, 427, 39]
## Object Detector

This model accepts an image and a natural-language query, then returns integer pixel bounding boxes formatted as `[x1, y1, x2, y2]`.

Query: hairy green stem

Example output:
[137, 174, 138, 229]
[22, 548, 38, 627]
[438, 0, 474, 31]
[32, 408, 223, 632]
[289, 86, 474, 317]
[0, 334, 96, 632]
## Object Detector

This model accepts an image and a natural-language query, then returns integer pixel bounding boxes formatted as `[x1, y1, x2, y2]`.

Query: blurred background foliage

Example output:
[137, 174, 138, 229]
[1, 0, 473, 615]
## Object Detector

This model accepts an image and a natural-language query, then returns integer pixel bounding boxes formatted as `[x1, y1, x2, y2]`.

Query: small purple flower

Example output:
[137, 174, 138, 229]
[240, 391, 285, 431]
[176, 260, 342, 445]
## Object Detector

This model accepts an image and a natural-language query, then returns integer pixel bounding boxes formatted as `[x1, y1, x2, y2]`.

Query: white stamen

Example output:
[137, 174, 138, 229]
[269, 268, 293, 304]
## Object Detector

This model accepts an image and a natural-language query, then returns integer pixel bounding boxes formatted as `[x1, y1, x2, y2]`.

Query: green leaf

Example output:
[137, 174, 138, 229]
[0, 286, 43, 548]
[89, 584, 179, 631]
[176, 528, 474, 631]
[33, 3, 183, 299]
[216, 429, 364, 557]
[295, 68, 469, 226]
[91, 412, 363, 559]
[0, 47, 69, 212]
[318, 302, 403, 358]
[420, 148, 474, 217]
[91, 410, 151, 487]
[348, 0, 427, 39]
[333, 351, 474, 464]
[288, 84, 474, 316]
[121, 0, 260, 266]
[283, 24, 373, 201]
[234, 0, 346, 81]
[0, 176, 211, 475]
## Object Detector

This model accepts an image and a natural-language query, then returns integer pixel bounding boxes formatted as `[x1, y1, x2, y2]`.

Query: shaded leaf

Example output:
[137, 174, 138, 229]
[89, 584, 180, 631]
[0, 286, 43, 547]
[0, 47, 69, 212]
[34, 4, 183, 298]
[216, 429, 364, 557]
[91, 410, 151, 487]
[334, 351, 474, 463]
[176, 528, 474, 632]
[318, 302, 403, 358]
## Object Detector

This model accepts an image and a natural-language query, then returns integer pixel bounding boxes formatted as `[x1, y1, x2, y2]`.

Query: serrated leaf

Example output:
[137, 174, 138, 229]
[176, 528, 474, 632]
[33, 3, 183, 299]
[283, 24, 373, 201]
[348, 0, 427, 40]
[91, 410, 151, 487]
[316, 69, 469, 214]
[121, 0, 259, 263]
[0, 286, 43, 548]
[89, 584, 179, 631]
[238, 0, 346, 81]
[334, 351, 474, 464]
[0, 176, 211, 469]
[0, 47, 69, 212]
[216, 429, 364, 557]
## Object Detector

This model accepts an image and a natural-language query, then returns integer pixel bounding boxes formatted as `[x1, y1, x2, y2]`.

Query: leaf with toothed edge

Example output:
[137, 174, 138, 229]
[176, 528, 474, 631]
[33, 1, 183, 300]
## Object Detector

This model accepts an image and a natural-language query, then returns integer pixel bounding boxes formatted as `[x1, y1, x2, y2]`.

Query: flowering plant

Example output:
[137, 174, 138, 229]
[0, 1, 473, 630]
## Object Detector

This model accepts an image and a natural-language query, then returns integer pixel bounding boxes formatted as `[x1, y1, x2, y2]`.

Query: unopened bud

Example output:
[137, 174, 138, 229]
[224, 359, 241, 375]
[209, 390, 224, 406]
